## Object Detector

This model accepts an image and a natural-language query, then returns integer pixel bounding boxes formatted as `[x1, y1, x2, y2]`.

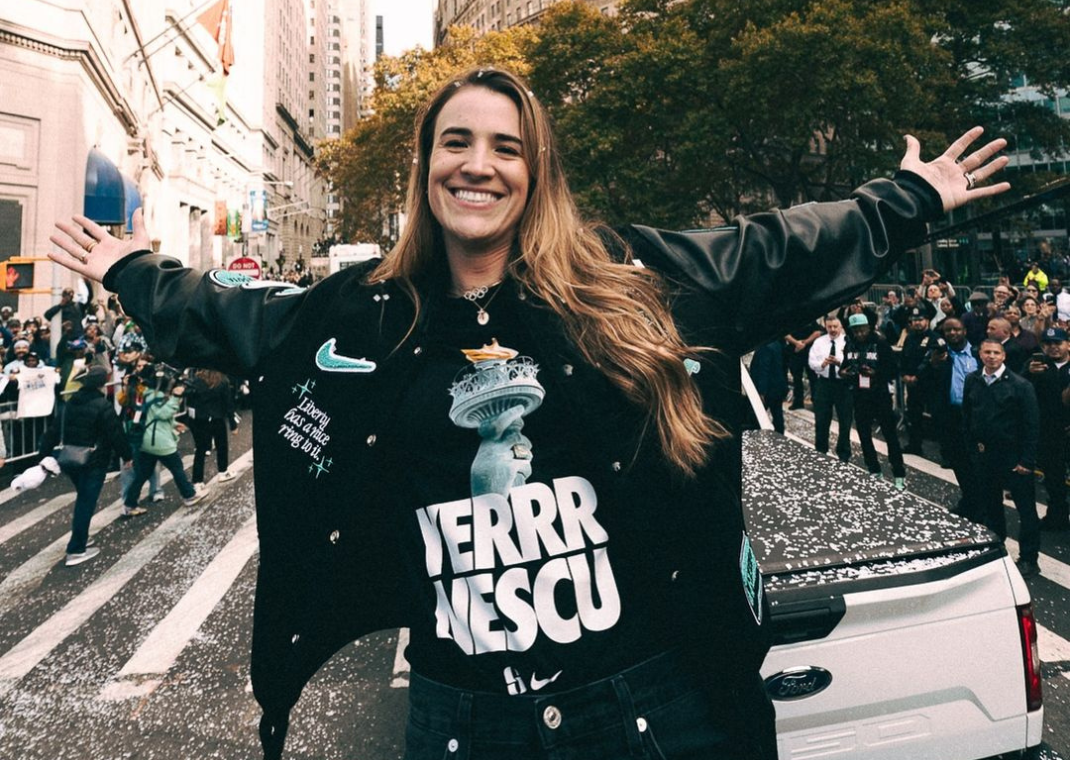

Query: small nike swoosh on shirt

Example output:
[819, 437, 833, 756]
[315, 338, 377, 373]
[529, 671, 562, 691]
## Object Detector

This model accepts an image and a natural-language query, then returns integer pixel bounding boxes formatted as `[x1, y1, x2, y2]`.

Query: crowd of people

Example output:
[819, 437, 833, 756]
[0, 286, 244, 567]
[775, 263, 1070, 579]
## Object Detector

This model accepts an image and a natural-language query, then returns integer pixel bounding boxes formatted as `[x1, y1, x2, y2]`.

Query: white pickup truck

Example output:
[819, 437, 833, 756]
[741, 373, 1044, 760]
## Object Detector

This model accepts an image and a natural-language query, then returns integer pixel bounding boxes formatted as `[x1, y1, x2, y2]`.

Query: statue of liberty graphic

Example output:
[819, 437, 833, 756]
[448, 340, 545, 497]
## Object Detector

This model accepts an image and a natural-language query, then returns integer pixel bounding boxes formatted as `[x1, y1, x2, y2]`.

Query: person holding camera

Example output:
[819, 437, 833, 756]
[120, 370, 204, 518]
[841, 312, 907, 489]
[926, 317, 980, 519]
[1025, 327, 1070, 532]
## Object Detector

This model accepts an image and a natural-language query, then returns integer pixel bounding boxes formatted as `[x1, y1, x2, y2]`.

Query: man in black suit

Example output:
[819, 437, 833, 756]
[1024, 327, 1070, 532]
[963, 339, 1041, 578]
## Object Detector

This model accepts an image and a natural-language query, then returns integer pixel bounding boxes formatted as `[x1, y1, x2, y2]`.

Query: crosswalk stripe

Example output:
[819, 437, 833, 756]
[0, 451, 253, 689]
[0, 473, 119, 546]
[100, 508, 258, 701]
[0, 457, 193, 620]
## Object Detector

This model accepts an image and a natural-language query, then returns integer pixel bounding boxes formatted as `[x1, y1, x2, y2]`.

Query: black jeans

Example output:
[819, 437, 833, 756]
[974, 450, 1040, 561]
[812, 378, 853, 462]
[853, 391, 905, 477]
[404, 649, 768, 760]
[66, 465, 107, 554]
[190, 417, 230, 483]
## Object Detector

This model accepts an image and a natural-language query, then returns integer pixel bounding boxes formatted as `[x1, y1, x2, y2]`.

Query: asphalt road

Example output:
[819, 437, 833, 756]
[0, 407, 1067, 759]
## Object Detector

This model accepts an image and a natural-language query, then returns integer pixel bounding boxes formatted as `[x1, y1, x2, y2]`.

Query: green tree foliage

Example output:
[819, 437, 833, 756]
[319, 0, 1070, 239]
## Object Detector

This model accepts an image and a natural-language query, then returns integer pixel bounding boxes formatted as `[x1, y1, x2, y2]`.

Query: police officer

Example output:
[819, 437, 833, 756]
[841, 312, 907, 489]
[963, 339, 1041, 578]
[899, 306, 938, 454]
[1026, 327, 1070, 531]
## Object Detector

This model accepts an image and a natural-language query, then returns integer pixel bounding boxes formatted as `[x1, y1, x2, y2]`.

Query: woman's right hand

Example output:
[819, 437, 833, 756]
[49, 208, 151, 284]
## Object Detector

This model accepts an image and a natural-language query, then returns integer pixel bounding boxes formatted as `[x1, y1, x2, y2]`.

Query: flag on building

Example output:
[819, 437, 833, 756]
[197, 0, 234, 124]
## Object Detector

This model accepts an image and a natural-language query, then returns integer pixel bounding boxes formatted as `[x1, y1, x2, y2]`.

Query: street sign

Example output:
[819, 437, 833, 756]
[249, 190, 267, 232]
[227, 256, 261, 279]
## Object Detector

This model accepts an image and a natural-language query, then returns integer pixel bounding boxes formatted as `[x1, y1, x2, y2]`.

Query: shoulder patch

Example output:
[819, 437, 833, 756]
[208, 270, 306, 297]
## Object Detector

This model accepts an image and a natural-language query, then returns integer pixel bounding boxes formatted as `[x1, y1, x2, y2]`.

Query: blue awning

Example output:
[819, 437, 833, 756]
[84, 149, 125, 225]
[123, 174, 142, 233]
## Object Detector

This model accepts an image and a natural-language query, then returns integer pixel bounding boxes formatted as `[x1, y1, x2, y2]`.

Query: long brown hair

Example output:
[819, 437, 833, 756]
[369, 67, 727, 476]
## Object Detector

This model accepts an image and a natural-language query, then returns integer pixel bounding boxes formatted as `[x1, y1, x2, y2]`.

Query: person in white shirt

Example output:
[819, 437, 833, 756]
[808, 315, 853, 462]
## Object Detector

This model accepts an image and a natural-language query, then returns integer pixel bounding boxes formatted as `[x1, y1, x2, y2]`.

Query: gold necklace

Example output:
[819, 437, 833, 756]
[460, 281, 503, 325]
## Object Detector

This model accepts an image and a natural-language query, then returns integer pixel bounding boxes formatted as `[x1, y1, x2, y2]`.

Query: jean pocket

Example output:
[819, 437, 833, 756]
[403, 719, 464, 760]
[636, 689, 731, 760]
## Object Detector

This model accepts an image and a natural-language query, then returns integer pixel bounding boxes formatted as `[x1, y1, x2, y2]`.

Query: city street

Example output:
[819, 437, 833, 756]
[0, 411, 1068, 759]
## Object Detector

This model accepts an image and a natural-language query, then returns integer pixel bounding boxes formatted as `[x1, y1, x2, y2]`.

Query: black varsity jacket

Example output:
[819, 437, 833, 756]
[104, 170, 942, 759]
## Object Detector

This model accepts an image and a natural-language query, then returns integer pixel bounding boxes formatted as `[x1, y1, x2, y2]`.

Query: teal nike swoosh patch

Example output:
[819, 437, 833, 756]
[315, 339, 377, 373]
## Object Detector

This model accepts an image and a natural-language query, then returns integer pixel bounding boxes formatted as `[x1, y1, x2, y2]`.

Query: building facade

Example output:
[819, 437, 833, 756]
[434, 0, 617, 44]
[0, 0, 329, 320]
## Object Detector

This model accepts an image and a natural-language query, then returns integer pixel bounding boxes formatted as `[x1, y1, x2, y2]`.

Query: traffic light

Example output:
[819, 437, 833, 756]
[2, 260, 34, 291]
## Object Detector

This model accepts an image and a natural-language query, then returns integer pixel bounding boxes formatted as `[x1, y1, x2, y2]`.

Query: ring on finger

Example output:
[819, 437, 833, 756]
[964, 171, 977, 190]
[75, 251, 88, 264]
[84, 240, 97, 254]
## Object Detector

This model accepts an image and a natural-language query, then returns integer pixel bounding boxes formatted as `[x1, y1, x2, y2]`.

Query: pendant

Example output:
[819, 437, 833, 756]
[477, 309, 490, 325]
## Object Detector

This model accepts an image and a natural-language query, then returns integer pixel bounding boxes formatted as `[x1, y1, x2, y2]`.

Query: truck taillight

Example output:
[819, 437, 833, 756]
[1018, 603, 1043, 712]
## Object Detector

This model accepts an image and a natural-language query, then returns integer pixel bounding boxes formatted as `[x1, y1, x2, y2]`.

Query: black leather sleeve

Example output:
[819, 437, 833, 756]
[620, 171, 943, 353]
[108, 255, 313, 377]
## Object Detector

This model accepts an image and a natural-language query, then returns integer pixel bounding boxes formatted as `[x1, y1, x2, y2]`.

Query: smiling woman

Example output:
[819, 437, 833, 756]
[48, 66, 1011, 760]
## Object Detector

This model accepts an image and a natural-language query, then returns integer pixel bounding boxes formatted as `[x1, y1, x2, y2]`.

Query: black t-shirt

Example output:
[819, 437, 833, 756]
[385, 285, 675, 695]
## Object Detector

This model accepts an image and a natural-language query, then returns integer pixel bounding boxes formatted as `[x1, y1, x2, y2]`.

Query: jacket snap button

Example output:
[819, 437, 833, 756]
[517, 290, 527, 301]
[366, 434, 377, 446]
[671, 570, 680, 581]
[373, 294, 381, 302]
[413, 346, 423, 356]
[636, 717, 648, 733]
[329, 530, 340, 544]
[543, 705, 562, 729]
[611, 461, 622, 472]
[291, 634, 300, 644]
[382, 293, 390, 301]
[562, 364, 573, 376]
[447, 738, 459, 752]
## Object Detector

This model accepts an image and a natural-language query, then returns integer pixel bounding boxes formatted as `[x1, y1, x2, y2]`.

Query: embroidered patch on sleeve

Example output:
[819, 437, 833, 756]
[208, 270, 306, 297]
[739, 533, 764, 625]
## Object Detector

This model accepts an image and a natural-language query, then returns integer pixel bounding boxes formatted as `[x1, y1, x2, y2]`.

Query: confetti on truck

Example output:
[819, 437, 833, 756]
[741, 411, 1042, 760]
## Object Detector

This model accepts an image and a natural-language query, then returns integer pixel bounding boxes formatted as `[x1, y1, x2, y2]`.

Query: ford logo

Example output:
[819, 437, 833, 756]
[764, 666, 833, 701]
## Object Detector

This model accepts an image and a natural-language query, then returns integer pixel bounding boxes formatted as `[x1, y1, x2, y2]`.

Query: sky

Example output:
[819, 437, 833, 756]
[374, 0, 434, 56]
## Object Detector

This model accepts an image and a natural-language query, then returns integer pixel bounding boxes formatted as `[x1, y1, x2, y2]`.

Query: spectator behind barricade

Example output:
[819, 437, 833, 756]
[58, 338, 89, 404]
[183, 368, 239, 489]
[30, 324, 53, 366]
[38, 364, 132, 567]
[841, 312, 907, 489]
[83, 322, 113, 375]
[44, 287, 85, 338]
[4, 339, 30, 374]
[1024, 261, 1049, 293]
[1025, 327, 1070, 533]
[1004, 304, 1040, 354]
[993, 282, 1015, 312]
[926, 317, 979, 518]
[878, 288, 903, 343]
[0, 306, 12, 345]
[887, 288, 916, 343]
[938, 297, 960, 323]
[987, 317, 1028, 373]
[1018, 297, 1043, 337]
[963, 339, 1041, 578]
[808, 314, 853, 463]
[116, 320, 148, 355]
[749, 339, 788, 434]
[785, 319, 822, 410]
[899, 307, 939, 455]
[924, 283, 947, 329]
[1056, 281, 1070, 323]
[120, 371, 205, 519]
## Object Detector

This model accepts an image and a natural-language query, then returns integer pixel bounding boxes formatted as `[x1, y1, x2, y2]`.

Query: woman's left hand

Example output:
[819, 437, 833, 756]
[900, 127, 1011, 213]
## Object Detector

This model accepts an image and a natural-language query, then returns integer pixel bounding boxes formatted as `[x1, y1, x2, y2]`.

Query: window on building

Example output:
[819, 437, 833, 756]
[309, 72, 315, 81]
[310, 53, 315, 63]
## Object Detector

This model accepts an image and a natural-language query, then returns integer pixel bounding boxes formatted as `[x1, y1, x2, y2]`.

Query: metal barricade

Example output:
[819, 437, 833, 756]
[0, 401, 51, 464]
